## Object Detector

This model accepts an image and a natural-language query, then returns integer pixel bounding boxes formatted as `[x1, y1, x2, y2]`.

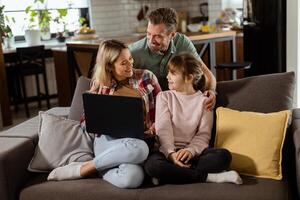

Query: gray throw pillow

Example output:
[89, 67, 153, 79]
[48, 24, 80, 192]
[28, 111, 94, 172]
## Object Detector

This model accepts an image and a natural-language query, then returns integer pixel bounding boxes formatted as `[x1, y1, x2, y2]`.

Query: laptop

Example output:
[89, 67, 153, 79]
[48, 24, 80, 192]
[82, 93, 144, 139]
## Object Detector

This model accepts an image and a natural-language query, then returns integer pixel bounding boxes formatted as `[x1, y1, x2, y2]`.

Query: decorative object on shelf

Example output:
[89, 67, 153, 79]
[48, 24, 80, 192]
[136, 5, 148, 33]
[56, 32, 65, 43]
[201, 22, 210, 33]
[216, 8, 242, 30]
[177, 11, 188, 33]
[72, 25, 98, 41]
[0, 5, 15, 48]
[53, 9, 68, 42]
[187, 23, 201, 32]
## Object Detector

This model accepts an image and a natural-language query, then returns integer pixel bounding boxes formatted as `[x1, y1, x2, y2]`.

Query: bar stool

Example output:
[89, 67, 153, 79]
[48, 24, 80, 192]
[215, 62, 251, 80]
[16, 45, 50, 117]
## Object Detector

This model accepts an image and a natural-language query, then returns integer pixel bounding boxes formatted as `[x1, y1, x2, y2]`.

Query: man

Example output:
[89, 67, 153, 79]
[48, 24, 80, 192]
[129, 8, 216, 109]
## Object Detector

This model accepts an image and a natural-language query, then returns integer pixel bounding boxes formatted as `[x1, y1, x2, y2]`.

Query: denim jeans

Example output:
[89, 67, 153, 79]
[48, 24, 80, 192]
[93, 135, 149, 188]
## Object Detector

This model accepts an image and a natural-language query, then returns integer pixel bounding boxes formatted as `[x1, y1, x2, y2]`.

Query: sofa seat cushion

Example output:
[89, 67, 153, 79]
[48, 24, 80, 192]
[20, 175, 140, 200]
[20, 175, 291, 200]
[140, 177, 291, 200]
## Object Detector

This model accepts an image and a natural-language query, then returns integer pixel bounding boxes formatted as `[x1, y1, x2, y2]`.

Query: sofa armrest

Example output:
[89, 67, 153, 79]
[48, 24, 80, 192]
[0, 137, 35, 200]
[292, 108, 300, 199]
[0, 107, 70, 144]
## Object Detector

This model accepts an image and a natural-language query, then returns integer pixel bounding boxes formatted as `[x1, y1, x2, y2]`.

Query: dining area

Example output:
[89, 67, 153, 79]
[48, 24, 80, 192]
[0, 0, 246, 128]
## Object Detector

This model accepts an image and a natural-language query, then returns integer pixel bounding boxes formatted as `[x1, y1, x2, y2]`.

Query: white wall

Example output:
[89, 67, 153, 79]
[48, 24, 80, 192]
[287, 0, 300, 107]
[90, 0, 207, 37]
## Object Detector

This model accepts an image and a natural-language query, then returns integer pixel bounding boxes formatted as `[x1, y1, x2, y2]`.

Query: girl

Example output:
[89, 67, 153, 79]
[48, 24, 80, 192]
[144, 53, 242, 185]
[47, 40, 161, 188]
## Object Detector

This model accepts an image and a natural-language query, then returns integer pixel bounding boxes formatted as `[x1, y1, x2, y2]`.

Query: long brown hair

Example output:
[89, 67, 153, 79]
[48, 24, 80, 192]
[92, 39, 127, 87]
[168, 53, 205, 91]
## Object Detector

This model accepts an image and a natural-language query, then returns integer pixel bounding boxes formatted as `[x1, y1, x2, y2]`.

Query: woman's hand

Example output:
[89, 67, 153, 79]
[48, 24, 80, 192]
[144, 126, 155, 135]
[203, 90, 216, 111]
[168, 152, 191, 168]
[176, 149, 193, 164]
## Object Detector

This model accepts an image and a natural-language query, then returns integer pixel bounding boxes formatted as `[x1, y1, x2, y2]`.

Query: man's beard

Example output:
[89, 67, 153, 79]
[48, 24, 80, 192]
[148, 42, 161, 52]
[148, 42, 168, 53]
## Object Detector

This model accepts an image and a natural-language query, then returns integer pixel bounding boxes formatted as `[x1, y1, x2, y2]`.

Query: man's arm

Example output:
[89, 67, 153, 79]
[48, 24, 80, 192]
[199, 59, 216, 91]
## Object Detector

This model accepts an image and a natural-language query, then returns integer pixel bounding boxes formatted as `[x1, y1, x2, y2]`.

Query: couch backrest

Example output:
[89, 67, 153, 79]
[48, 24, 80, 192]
[215, 72, 296, 185]
[68, 76, 91, 121]
[70, 72, 295, 121]
[211, 71, 295, 143]
[216, 72, 295, 112]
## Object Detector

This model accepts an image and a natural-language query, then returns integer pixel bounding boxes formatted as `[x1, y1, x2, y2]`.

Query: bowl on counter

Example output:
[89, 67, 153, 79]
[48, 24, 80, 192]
[187, 23, 201, 32]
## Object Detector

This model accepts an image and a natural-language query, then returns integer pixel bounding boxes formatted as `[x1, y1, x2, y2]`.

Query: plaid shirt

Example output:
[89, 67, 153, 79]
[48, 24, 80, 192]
[80, 69, 161, 133]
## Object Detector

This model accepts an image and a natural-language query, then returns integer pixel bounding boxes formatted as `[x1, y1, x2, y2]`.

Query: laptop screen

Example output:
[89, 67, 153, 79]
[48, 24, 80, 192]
[82, 93, 144, 139]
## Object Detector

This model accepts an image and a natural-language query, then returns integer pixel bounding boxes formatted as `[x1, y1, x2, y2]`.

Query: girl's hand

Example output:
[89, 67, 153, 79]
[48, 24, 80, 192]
[203, 90, 216, 111]
[176, 149, 193, 164]
[168, 152, 191, 168]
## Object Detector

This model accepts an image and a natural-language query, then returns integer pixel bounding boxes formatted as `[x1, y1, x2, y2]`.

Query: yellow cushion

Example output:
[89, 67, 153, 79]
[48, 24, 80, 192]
[215, 107, 290, 180]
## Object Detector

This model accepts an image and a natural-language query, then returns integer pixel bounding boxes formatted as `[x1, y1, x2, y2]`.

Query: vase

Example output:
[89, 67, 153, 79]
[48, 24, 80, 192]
[25, 29, 41, 46]
[41, 24, 51, 41]
[3, 37, 14, 48]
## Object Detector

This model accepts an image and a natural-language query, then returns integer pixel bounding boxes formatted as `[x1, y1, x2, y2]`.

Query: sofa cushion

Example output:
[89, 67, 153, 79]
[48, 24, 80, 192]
[20, 175, 140, 200]
[215, 107, 290, 180]
[68, 76, 91, 121]
[28, 112, 94, 172]
[19, 175, 291, 200]
[216, 72, 295, 113]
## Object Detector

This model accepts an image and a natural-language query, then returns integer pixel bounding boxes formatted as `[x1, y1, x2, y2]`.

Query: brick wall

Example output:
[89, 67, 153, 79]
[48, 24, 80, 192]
[90, 0, 208, 37]
[208, 0, 222, 24]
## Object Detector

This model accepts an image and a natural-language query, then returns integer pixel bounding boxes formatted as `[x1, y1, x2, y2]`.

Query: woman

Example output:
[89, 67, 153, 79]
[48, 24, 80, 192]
[48, 39, 161, 188]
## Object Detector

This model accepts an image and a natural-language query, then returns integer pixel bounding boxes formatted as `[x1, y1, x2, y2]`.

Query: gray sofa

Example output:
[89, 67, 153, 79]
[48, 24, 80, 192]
[0, 72, 299, 200]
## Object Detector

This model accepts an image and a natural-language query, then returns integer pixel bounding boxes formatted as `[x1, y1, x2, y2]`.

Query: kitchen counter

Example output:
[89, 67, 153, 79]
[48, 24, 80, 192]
[52, 31, 237, 106]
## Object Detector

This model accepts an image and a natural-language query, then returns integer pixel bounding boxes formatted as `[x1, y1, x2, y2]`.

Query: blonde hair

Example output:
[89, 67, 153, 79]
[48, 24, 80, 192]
[168, 53, 205, 91]
[92, 39, 127, 86]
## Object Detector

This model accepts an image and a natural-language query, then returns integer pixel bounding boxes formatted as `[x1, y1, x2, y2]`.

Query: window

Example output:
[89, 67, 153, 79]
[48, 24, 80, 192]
[1, 0, 89, 37]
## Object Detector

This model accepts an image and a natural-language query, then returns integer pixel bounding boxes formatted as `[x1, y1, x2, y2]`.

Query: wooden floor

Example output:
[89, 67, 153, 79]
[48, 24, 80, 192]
[0, 98, 58, 131]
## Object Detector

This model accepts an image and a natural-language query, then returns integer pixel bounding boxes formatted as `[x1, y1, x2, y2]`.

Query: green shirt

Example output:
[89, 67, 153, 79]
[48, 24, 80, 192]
[129, 33, 199, 90]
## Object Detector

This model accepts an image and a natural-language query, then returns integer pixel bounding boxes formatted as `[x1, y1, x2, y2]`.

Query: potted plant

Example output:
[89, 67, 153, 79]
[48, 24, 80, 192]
[25, 4, 41, 45]
[0, 5, 15, 48]
[53, 9, 68, 42]
[25, 0, 52, 41]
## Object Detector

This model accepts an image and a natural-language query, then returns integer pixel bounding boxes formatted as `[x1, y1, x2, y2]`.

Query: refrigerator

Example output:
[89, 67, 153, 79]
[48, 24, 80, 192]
[243, 0, 286, 76]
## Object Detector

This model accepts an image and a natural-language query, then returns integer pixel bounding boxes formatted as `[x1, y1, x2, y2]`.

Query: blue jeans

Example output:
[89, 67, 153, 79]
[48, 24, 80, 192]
[93, 135, 149, 188]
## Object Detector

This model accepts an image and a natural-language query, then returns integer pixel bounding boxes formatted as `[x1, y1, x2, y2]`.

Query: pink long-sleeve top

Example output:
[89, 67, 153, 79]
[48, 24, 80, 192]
[155, 90, 213, 158]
